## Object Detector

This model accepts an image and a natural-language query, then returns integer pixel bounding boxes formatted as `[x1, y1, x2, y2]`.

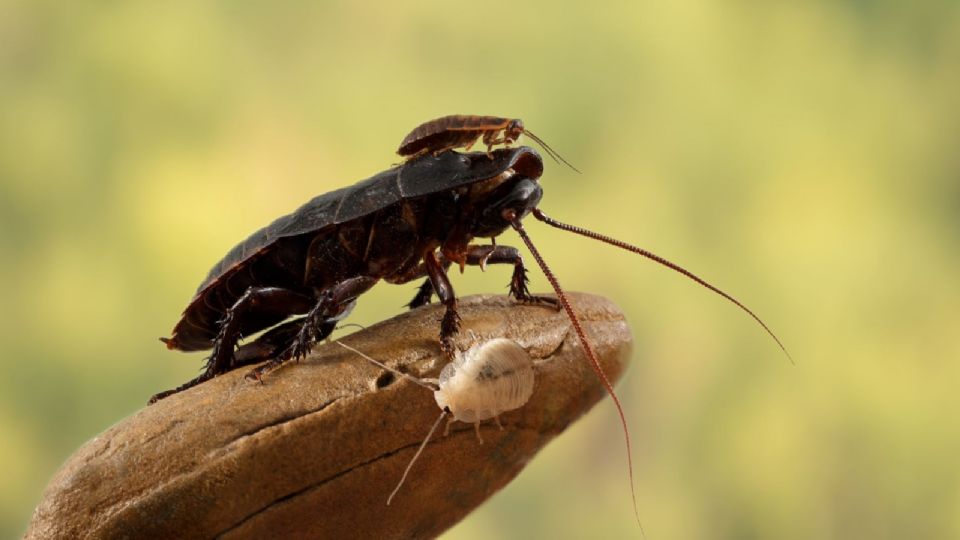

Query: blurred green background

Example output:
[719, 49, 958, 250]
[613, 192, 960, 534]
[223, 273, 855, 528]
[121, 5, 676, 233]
[2, 1, 959, 538]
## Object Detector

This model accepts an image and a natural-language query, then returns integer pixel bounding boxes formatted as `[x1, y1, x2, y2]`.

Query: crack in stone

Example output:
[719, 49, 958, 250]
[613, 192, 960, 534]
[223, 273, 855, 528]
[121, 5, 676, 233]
[212, 423, 557, 539]
[219, 396, 343, 450]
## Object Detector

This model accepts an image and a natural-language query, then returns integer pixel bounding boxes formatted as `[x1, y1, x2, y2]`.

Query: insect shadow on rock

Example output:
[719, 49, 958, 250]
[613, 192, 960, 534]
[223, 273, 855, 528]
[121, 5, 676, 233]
[335, 337, 536, 505]
[397, 114, 581, 173]
[153, 139, 790, 531]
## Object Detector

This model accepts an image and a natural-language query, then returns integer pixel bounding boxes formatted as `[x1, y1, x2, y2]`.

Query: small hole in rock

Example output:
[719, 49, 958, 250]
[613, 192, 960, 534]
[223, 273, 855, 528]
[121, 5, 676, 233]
[375, 371, 396, 389]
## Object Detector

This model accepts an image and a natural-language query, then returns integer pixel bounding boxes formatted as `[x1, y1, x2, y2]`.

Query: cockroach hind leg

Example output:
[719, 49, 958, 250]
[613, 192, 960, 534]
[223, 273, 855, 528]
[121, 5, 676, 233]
[494, 415, 504, 431]
[474, 422, 484, 445]
[443, 416, 455, 437]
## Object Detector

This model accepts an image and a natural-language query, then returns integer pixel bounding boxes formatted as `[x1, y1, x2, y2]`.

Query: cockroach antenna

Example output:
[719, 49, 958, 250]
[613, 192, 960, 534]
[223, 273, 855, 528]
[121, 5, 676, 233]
[522, 130, 582, 174]
[509, 216, 645, 536]
[532, 208, 793, 363]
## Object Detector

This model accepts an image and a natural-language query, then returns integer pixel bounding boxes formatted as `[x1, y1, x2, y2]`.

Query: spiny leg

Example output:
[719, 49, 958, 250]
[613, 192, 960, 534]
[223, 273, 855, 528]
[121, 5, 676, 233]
[410, 245, 558, 310]
[406, 259, 452, 309]
[245, 276, 377, 381]
[149, 287, 313, 404]
[460, 244, 560, 308]
[244, 317, 338, 382]
[424, 250, 460, 355]
[232, 316, 306, 367]
[207, 287, 314, 374]
[404, 245, 558, 356]
[148, 372, 211, 404]
[482, 129, 508, 154]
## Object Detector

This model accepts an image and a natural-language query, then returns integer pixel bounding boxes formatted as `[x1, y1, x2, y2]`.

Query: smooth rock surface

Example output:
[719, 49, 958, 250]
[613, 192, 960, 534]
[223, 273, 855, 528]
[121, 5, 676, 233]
[27, 293, 633, 540]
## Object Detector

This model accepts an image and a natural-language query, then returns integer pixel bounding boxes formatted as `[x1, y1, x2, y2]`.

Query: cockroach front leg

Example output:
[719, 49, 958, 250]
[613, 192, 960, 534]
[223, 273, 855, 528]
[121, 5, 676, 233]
[482, 129, 509, 154]
[462, 245, 560, 309]
[207, 287, 315, 372]
[408, 245, 560, 311]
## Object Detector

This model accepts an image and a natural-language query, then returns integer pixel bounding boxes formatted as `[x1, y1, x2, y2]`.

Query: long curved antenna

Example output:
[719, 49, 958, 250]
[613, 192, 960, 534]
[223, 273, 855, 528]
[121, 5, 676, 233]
[335, 341, 439, 391]
[532, 208, 792, 363]
[387, 410, 448, 506]
[510, 216, 644, 535]
[523, 129, 582, 174]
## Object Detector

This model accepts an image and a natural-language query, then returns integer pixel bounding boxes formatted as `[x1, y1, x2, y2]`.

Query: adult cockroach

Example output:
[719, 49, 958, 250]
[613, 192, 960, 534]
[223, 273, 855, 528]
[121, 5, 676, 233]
[154, 142, 789, 528]
[336, 337, 536, 505]
[397, 114, 581, 173]
[153, 147, 556, 404]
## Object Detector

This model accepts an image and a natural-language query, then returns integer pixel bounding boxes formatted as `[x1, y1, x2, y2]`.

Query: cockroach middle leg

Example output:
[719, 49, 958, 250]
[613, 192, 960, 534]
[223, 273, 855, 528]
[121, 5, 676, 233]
[232, 317, 307, 367]
[243, 276, 377, 381]
[482, 129, 509, 154]
[208, 287, 314, 374]
[405, 259, 452, 309]
[423, 251, 460, 355]
[244, 318, 339, 382]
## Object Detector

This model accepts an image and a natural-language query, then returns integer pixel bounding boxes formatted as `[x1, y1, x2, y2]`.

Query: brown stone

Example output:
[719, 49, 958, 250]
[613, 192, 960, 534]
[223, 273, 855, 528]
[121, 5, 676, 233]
[27, 293, 632, 540]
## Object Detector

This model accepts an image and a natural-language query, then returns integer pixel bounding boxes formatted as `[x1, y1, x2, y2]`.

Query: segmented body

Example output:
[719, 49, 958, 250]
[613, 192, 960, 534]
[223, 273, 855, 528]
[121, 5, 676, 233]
[434, 338, 535, 423]
[164, 148, 544, 352]
[397, 115, 521, 157]
[398, 114, 580, 173]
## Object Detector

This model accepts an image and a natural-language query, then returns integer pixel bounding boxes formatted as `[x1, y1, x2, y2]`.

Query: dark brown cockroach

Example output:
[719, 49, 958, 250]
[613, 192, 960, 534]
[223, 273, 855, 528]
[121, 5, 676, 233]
[336, 337, 536, 505]
[155, 136, 789, 530]
[397, 114, 581, 173]
[153, 148, 555, 404]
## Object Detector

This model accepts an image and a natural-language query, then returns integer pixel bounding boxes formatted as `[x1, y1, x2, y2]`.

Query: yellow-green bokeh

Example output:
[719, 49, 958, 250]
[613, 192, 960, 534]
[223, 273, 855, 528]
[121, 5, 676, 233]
[2, 1, 958, 538]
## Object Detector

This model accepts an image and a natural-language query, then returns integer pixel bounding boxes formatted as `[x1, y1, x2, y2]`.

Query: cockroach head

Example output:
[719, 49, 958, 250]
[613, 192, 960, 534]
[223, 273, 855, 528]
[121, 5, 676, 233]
[505, 118, 525, 142]
[471, 173, 543, 238]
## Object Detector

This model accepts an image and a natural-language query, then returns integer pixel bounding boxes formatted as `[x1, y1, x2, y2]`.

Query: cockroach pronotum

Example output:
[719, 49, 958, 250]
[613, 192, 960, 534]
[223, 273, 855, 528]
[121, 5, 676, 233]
[336, 337, 536, 505]
[155, 135, 789, 530]
[397, 114, 581, 173]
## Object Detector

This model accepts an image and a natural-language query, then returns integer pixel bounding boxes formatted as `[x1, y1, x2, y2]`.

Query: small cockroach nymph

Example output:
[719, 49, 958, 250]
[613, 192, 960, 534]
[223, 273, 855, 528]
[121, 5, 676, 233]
[336, 337, 536, 505]
[397, 114, 581, 173]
